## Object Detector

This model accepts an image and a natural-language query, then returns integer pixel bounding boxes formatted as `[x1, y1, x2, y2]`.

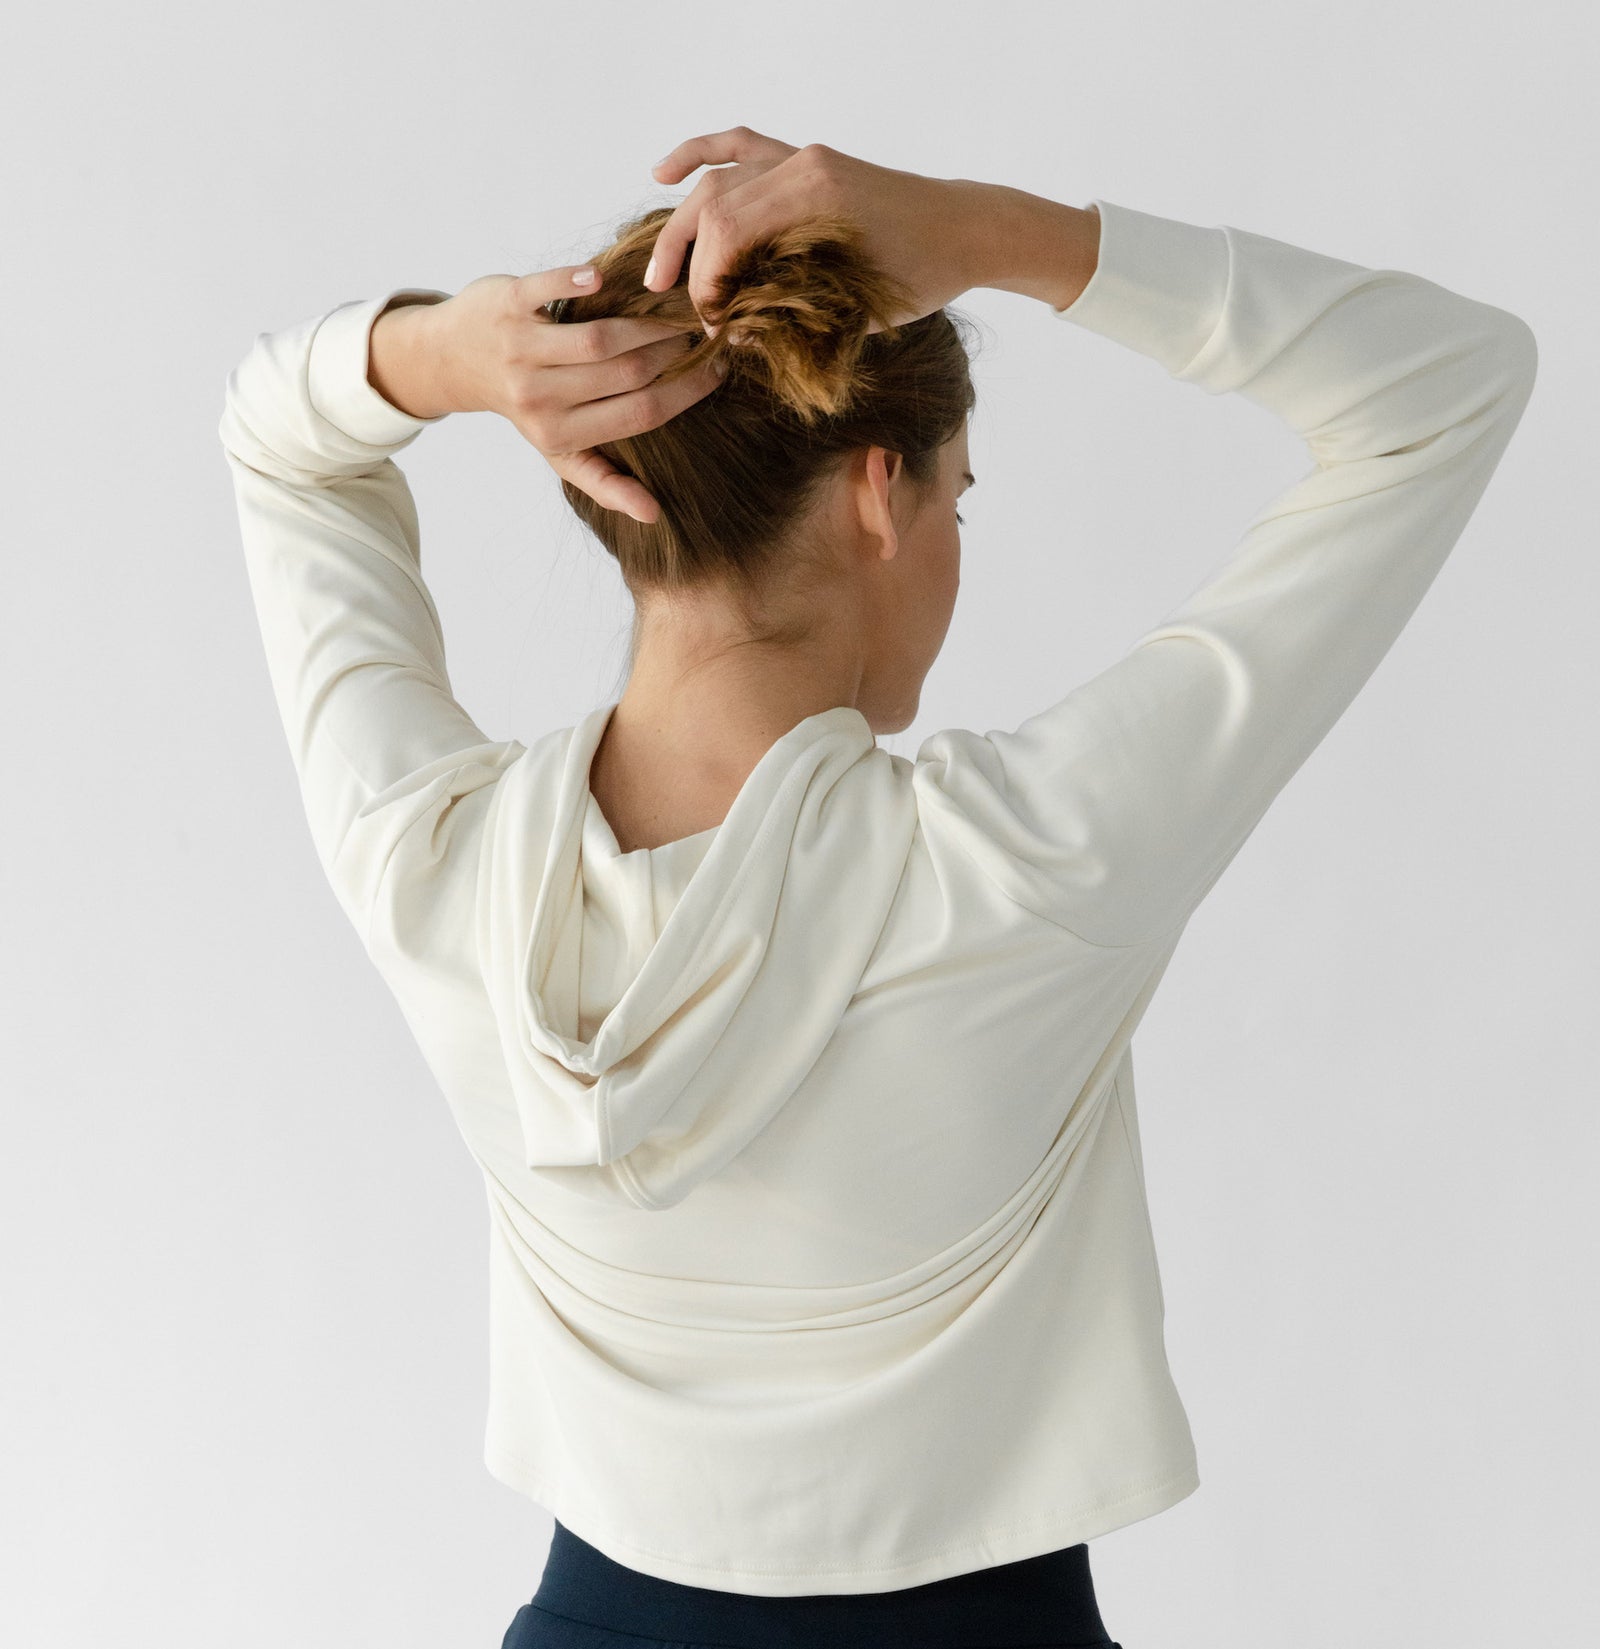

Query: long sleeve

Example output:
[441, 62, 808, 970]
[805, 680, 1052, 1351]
[914, 198, 1539, 951]
[218, 291, 525, 954]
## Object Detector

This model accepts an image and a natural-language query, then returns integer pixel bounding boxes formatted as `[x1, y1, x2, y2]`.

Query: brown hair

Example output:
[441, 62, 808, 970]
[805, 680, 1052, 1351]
[545, 203, 980, 641]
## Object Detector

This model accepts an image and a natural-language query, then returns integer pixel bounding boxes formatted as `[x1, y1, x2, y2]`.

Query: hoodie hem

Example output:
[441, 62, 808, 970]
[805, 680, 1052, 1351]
[483, 1437, 1201, 1596]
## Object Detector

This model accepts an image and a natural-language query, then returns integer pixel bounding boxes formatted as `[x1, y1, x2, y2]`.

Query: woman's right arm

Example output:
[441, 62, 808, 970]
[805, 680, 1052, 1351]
[915, 195, 1539, 950]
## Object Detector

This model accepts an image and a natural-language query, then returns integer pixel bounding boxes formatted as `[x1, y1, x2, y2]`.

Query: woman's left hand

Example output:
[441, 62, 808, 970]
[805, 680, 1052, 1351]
[405, 265, 725, 524]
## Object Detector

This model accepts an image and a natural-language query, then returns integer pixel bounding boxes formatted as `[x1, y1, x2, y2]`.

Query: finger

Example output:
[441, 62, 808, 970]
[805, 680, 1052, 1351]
[681, 173, 815, 329]
[644, 164, 807, 337]
[641, 167, 736, 299]
[512, 262, 606, 312]
[534, 311, 690, 368]
[648, 125, 795, 186]
[549, 448, 664, 525]
[527, 331, 693, 413]
[603, 330, 698, 395]
[643, 135, 799, 303]
[552, 354, 727, 454]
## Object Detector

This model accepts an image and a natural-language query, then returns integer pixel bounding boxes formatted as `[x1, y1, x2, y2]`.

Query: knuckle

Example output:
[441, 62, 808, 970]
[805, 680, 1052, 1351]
[505, 378, 538, 418]
[796, 144, 838, 197]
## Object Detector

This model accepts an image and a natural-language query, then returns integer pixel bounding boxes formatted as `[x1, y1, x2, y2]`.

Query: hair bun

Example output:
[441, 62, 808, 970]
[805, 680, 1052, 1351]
[541, 201, 975, 601]
[703, 214, 921, 427]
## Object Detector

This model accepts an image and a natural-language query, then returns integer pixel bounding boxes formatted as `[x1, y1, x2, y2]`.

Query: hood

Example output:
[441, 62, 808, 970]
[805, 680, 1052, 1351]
[478, 702, 920, 1212]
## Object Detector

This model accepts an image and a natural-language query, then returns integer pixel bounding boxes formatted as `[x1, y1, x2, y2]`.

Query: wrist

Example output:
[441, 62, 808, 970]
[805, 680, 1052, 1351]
[367, 296, 455, 420]
[961, 183, 1102, 311]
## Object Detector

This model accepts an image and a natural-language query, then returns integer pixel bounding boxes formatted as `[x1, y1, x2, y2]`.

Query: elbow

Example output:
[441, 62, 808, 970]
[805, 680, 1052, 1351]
[1504, 313, 1539, 393]
[1477, 306, 1539, 398]
[1406, 311, 1539, 457]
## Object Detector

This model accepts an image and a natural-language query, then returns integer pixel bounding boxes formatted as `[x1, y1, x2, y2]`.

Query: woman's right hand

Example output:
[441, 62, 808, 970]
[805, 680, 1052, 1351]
[644, 127, 995, 338]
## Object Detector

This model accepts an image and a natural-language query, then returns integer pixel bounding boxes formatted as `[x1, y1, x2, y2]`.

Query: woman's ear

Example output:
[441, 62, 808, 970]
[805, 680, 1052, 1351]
[857, 446, 907, 562]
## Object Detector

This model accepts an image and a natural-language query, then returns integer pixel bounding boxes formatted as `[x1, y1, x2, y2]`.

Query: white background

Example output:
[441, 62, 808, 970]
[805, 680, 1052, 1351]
[5, 2, 1595, 1644]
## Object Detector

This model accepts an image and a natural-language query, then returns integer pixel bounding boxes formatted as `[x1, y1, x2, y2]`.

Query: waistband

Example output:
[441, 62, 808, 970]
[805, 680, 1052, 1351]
[528, 1520, 1117, 1649]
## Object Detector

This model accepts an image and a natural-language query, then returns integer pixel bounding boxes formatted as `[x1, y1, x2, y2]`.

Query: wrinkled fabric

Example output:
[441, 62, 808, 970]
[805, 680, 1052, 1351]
[219, 198, 1536, 1594]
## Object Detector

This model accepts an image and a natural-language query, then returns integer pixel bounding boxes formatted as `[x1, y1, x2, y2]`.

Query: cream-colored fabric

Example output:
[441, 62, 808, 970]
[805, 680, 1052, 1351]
[218, 198, 1536, 1594]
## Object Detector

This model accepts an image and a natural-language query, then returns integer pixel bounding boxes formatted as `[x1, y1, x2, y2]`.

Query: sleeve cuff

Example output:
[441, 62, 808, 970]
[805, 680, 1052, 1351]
[1051, 198, 1233, 382]
[307, 287, 454, 450]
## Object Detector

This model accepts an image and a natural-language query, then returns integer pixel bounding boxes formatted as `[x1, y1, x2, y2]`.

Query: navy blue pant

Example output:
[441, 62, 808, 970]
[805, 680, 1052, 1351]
[501, 1518, 1122, 1648]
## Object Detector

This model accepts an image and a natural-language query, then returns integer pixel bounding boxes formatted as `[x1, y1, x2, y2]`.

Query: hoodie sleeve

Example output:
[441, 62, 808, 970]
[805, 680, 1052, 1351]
[914, 198, 1538, 951]
[218, 291, 524, 956]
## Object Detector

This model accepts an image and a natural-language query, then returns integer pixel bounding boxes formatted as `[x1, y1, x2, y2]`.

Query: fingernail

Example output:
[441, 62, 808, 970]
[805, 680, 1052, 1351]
[643, 256, 657, 289]
[572, 267, 596, 285]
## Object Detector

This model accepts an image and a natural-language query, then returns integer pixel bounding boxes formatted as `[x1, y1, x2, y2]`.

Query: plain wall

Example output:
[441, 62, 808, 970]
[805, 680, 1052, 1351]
[4, 2, 1595, 1644]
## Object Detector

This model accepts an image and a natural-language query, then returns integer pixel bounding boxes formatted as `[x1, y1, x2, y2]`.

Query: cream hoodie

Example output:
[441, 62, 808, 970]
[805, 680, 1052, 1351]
[218, 198, 1536, 1595]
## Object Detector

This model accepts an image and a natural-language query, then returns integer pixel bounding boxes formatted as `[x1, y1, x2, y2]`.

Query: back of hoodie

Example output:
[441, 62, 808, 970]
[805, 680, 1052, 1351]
[218, 196, 1537, 1595]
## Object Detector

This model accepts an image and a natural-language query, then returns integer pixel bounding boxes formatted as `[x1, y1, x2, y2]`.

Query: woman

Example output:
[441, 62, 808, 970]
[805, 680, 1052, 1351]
[218, 128, 1536, 1646]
